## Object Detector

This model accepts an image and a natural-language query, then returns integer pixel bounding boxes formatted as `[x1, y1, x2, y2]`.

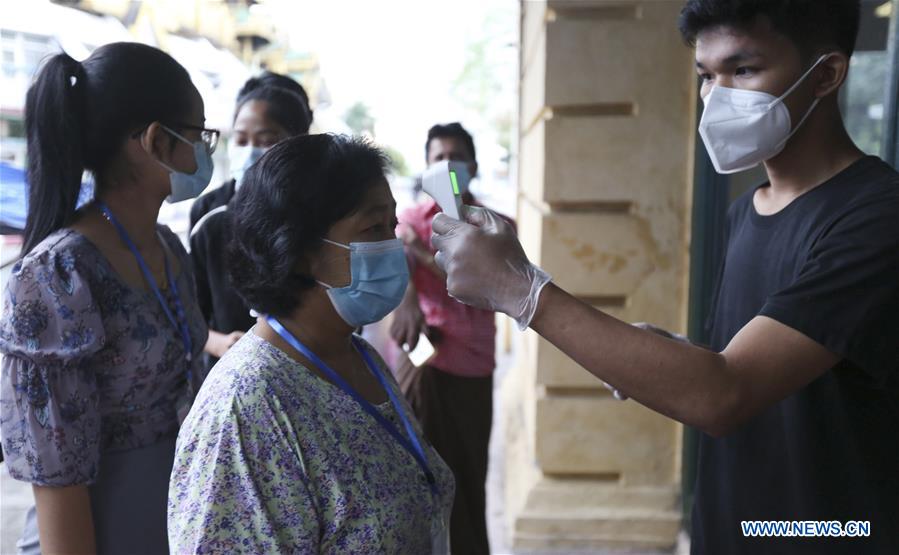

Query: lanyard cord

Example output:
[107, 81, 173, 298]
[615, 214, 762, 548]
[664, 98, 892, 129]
[266, 316, 437, 494]
[97, 202, 193, 383]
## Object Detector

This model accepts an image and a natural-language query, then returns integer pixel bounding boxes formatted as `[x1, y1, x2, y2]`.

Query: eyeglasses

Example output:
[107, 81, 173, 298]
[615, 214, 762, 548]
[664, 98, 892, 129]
[169, 121, 220, 155]
[131, 122, 221, 155]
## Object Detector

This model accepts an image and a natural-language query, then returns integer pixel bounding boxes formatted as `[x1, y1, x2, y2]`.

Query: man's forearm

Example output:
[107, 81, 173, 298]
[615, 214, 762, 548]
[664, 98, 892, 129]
[401, 279, 419, 306]
[531, 284, 738, 436]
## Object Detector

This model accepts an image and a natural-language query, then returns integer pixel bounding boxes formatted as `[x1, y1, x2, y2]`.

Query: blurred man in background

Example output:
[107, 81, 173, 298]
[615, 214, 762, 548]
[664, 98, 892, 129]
[391, 122, 502, 554]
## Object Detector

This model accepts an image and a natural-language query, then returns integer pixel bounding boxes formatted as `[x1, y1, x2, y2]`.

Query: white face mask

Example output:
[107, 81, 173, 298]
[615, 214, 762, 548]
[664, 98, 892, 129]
[698, 54, 831, 174]
[227, 142, 267, 190]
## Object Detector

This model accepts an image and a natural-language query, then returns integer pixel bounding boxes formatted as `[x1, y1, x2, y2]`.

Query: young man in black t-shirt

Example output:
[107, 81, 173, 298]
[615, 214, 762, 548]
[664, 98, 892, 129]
[427, 1, 899, 553]
[680, 2, 899, 553]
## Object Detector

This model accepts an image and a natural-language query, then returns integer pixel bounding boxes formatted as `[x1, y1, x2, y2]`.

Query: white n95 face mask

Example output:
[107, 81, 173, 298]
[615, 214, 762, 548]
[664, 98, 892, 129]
[698, 54, 831, 174]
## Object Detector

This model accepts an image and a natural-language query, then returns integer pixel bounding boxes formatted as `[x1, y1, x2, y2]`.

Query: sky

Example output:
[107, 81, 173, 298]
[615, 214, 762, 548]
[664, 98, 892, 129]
[260, 0, 518, 178]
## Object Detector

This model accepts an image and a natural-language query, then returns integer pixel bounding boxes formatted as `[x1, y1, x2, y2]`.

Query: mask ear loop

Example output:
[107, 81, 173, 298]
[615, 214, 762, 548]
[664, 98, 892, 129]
[767, 53, 832, 109]
[154, 125, 201, 174]
[160, 124, 194, 146]
[316, 238, 352, 289]
[776, 98, 822, 148]
[322, 238, 351, 250]
[769, 53, 833, 149]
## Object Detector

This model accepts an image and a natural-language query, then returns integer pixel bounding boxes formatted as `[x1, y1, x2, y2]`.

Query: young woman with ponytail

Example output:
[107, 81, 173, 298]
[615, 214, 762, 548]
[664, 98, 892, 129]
[0, 43, 213, 553]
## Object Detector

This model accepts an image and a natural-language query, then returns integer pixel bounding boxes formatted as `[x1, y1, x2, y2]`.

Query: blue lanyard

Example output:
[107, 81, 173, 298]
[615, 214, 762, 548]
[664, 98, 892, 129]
[97, 202, 193, 383]
[266, 316, 438, 495]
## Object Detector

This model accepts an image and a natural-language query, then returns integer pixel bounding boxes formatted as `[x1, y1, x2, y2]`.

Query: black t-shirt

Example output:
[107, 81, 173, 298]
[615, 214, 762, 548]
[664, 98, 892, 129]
[692, 156, 899, 555]
[189, 204, 255, 371]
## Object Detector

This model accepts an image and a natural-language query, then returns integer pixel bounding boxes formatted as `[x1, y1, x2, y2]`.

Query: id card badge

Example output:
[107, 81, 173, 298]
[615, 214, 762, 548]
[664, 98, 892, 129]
[430, 507, 451, 555]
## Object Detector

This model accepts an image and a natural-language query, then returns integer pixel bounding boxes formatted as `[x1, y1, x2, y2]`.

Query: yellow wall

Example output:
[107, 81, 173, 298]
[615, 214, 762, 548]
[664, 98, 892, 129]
[507, 0, 697, 549]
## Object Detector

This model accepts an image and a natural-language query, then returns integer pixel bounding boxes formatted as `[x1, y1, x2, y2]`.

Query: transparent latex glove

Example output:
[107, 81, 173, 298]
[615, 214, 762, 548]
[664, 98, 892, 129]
[431, 205, 551, 330]
[602, 322, 692, 401]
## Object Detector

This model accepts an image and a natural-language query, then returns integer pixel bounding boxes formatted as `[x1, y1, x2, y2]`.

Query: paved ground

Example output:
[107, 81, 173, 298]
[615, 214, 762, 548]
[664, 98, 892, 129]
[1, 464, 31, 554]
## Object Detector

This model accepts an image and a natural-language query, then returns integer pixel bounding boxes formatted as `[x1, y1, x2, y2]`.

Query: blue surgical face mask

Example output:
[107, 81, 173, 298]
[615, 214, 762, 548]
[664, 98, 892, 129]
[317, 238, 409, 327]
[228, 142, 267, 190]
[157, 125, 214, 203]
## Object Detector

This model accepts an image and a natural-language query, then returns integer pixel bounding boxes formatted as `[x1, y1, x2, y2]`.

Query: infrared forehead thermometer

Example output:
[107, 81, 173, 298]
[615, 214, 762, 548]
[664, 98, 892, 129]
[421, 160, 466, 220]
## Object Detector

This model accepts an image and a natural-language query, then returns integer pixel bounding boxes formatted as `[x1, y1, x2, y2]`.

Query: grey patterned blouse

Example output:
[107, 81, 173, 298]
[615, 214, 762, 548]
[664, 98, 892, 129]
[0, 226, 207, 486]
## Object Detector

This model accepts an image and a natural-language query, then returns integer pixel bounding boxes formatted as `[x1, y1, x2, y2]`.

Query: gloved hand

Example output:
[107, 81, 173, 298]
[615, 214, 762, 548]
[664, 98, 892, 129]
[431, 205, 552, 330]
[602, 323, 693, 401]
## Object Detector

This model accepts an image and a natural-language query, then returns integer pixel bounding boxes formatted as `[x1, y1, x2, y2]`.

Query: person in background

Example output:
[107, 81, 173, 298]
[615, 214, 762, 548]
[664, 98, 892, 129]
[168, 134, 454, 553]
[390, 122, 500, 554]
[188, 71, 313, 230]
[0, 43, 210, 554]
[189, 73, 312, 371]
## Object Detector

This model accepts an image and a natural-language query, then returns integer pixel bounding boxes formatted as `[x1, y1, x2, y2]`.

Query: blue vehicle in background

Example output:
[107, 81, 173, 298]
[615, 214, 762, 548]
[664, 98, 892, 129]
[1, 161, 94, 235]
[1, 162, 28, 235]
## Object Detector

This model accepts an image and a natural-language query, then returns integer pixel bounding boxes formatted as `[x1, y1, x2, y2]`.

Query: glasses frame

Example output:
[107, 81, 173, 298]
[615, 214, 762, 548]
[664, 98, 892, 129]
[167, 121, 220, 155]
[130, 121, 221, 155]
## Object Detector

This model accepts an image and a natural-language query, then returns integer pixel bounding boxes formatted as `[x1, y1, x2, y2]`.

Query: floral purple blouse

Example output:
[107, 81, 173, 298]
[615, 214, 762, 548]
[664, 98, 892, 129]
[0, 227, 207, 486]
[168, 331, 455, 553]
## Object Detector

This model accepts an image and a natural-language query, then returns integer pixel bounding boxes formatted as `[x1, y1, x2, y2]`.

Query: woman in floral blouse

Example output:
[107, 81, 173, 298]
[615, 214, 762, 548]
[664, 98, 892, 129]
[168, 134, 455, 553]
[0, 43, 210, 553]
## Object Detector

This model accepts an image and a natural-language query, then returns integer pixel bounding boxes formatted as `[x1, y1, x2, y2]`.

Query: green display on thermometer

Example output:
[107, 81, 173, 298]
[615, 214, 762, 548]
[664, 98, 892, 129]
[449, 170, 460, 195]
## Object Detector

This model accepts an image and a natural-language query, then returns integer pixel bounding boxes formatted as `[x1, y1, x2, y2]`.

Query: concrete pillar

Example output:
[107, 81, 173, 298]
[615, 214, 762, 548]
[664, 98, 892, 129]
[507, 0, 696, 549]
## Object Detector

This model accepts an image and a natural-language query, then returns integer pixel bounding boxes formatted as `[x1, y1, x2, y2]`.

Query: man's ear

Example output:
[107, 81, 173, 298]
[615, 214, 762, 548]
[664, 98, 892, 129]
[815, 53, 850, 98]
[468, 161, 478, 180]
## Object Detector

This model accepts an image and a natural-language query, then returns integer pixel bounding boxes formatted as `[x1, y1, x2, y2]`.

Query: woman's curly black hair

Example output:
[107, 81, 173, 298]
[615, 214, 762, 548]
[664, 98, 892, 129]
[227, 134, 389, 317]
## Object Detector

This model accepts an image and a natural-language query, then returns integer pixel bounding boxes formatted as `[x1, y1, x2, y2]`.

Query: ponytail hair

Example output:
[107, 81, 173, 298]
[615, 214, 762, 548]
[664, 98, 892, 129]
[22, 52, 85, 256]
[22, 42, 195, 256]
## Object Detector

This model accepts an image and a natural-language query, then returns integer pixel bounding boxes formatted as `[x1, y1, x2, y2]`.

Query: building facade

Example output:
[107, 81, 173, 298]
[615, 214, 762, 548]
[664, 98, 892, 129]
[508, 1, 695, 549]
